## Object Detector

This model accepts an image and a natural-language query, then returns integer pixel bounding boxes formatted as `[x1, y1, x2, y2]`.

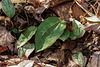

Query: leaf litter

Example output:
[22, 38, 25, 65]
[0, 0, 100, 67]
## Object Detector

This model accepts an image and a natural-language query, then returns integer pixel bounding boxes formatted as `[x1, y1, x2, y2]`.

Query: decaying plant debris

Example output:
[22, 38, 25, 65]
[0, 0, 100, 67]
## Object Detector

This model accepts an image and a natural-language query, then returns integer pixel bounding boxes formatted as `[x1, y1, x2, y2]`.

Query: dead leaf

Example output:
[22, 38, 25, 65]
[90, 52, 100, 67]
[17, 60, 34, 67]
[11, 0, 28, 3]
[67, 59, 79, 67]
[35, 1, 50, 14]
[0, 62, 8, 67]
[0, 57, 23, 67]
[67, 59, 80, 67]
[61, 40, 76, 50]
[72, 3, 86, 19]
[75, 1, 94, 16]
[0, 46, 8, 54]
[24, 6, 35, 14]
[24, 5, 44, 21]
[85, 22, 100, 34]
[50, 0, 73, 7]
[29, 0, 72, 7]
[85, 16, 100, 23]
[51, 2, 72, 20]
[14, 16, 27, 29]
[52, 1, 86, 20]
[8, 59, 56, 67]
[37, 63, 56, 67]
[0, 26, 14, 46]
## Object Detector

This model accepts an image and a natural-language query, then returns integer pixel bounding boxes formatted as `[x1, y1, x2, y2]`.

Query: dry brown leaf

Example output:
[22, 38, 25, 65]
[72, 3, 86, 19]
[52, 1, 86, 21]
[67, 59, 79, 67]
[28, 0, 73, 16]
[8, 60, 56, 67]
[85, 22, 100, 34]
[50, 0, 73, 7]
[29, 0, 72, 7]
[51, 2, 72, 20]
[14, 16, 27, 29]
[90, 52, 100, 67]
[61, 40, 76, 50]
[0, 46, 8, 54]
[0, 26, 14, 46]
[35, 1, 50, 14]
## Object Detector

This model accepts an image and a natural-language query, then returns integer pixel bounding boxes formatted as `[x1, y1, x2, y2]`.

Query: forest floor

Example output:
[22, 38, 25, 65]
[0, 0, 100, 67]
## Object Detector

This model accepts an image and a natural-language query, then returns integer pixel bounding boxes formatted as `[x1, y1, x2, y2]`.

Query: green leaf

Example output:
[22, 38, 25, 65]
[70, 18, 85, 38]
[59, 29, 70, 41]
[18, 42, 35, 58]
[35, 17, 66, 53]
[70, 32, 77, 40]
[2, 0, 15, 18]
[72, 52, 84, 67]
[12, 28, 18, 33]
[12, 28, 22, 33]
[17, 26, 37, 48]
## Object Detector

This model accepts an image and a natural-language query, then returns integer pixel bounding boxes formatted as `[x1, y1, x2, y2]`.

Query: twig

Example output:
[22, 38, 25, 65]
[24, 9, 29, 25]
[81, 1, 97, 24]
